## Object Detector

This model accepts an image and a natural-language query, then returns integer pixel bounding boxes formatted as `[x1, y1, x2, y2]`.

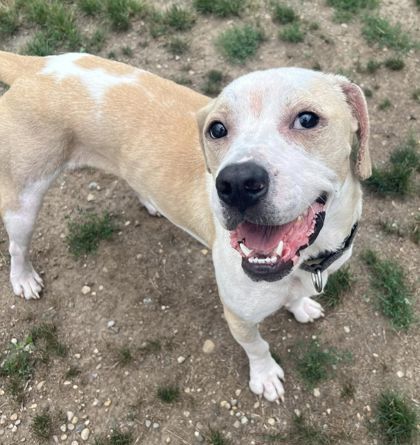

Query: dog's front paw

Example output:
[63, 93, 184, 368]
[11, 266, 44, 300]
[288, 296, 324, 323]
[249, 356, 285, 402]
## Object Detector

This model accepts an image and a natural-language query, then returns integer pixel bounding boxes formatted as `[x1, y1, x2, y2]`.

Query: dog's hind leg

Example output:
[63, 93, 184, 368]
[1, 176, 54, 300]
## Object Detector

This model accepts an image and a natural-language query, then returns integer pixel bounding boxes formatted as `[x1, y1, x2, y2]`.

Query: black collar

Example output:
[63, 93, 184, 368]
[300, 222, 358, 292]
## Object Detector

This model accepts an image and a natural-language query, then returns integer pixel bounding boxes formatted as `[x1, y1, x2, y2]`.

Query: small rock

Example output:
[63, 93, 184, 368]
[220, 401, 231, 410]
[240, 416, 248, 424]
[294, 409, 301, 417]
[88, 182, 99, 190]
[202, 339, 215, 354]
[145, 420, 152, 428]
[152, 422, 160, 429]
[11, 425, 17, 433]
[10, 414, 18, 421]
[314, 388, 321, 397]
[200, 249, 208, 255]
[60, 425, 67, 432]
[67, 411, 74, 422]
[61, 434, 67, 441]
[81, 286, 91, 295]
[107, 320, 116, 328]
[233, 420, 241, 428]
[194, 431, 204, 442]
[103, 399, 112, 407]
[80, 428, 90, 441]
[72, 417, 78, 424]
[396, 371, 404, 378]
[267, 418, 276, 426]
[177, 356, 186, 364]
[235, 389, 241, 396]
[87, 193, 95, 202]
[68, 424, 75, 431]
[344, 326, 350, 333]
[71, 441, 79, 445]
[0, 429, 4, 436]
[14, 420, 21, 426]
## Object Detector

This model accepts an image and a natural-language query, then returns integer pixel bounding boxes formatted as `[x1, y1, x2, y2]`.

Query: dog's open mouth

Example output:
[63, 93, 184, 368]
[230, 194, 327, 282]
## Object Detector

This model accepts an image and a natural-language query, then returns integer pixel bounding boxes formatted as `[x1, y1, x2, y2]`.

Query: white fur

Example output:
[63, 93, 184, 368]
[3, 176, 56, 299]
[41, 53, 142, 104]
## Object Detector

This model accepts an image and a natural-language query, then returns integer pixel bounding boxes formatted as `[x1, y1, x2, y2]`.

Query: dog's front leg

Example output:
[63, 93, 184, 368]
[223, 305, 285, 402]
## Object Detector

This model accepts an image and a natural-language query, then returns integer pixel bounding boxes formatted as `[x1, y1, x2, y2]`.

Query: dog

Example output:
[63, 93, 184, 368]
[0, 51, 371, 402]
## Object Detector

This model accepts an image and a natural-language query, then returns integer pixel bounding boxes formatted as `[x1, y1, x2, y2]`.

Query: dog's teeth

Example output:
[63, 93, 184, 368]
[297, 215, 303, 223]
[249, 257, 257, 263]
[275, 241, 284, 257]
[239, 242, 252, 256]
[270, 256, 277, 263]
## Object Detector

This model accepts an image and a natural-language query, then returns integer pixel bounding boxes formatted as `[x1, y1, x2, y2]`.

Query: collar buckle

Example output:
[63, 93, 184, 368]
[311, 269, 323, 293]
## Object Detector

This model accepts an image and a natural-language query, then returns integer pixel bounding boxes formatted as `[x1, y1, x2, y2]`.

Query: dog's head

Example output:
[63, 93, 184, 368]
[197, 68, 371, 282]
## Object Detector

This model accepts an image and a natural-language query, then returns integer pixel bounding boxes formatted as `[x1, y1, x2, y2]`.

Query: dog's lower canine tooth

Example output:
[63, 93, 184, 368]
[239, 242, 252, 256]
[276, 240, 284, 256]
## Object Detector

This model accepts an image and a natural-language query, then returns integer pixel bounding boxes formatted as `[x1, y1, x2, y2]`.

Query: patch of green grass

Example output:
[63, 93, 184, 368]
[412, 89, 420, 102]
[121, 45, 134, 57]
[365, 135, 419, 197]
[0, 339, 34, 402]
[78, 0, 103, 16]
[363, 87, 373, 97]
[25, 31, 55, 56]
[319, 268, 353, 309]
[164, 4, 195, 31]
[295, 340, 347, 387]
[384, 58, 405, 71]
[66, 211, 117, 257]
[32, 411, 53, 441]
[327, 0, 379, 22]
[362, 16, 415, 53]
[340, 380, 356, 399]
[410, 214, 419, 245]
[378, 220, 405, 238]
[379, 98, 392, 110]
[105, 0, 144, 31]
[94, 428, 133, 445]
[207, 428, 231, 445]
[376, 391, 418, 445]
[116, 346, 133, 366]
[65, 366, 81, 379]
[193, 0, 244, 17]
[30, 323, 67, 361]
[216, 25, 264, 64]
[172, 75, 192, 86]
[166, 37, 189, 56]
[272, 2, 298, 24]
[157, 384, 180, 403]
[362, 250, 414, 330]
[86, 29, 107, 53]
[366, 59, 382, 73]
[279, 22, 305, 43]
[202, 69, 226, 96]
[0, 5, 19, 37]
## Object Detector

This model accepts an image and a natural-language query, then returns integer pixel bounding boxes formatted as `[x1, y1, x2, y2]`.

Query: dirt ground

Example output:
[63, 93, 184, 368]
[0, 1, 419, 444]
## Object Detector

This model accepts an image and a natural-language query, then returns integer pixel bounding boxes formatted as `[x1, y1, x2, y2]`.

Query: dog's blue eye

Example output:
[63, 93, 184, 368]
[209, 121, 228, 139]
[294, 112, 319, 129]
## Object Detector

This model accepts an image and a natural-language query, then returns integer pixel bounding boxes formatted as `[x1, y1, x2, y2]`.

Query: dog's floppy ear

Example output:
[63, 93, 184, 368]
[334, 77, 372, 180]
[196, 99, 216, 174]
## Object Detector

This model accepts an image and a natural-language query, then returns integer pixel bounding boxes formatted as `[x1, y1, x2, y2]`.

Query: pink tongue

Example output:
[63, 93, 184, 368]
[233, 205, 320, 255]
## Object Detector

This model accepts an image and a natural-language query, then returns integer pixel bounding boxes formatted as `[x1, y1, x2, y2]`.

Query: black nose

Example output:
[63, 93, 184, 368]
[216, 162, 269, 212]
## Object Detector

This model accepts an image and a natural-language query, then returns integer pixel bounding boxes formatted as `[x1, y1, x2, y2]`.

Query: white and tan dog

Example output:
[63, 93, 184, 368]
[0, 51, 371, 401]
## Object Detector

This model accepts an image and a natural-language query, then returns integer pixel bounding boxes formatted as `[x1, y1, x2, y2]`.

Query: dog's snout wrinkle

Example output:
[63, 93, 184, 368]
[216, 162, 269, 213]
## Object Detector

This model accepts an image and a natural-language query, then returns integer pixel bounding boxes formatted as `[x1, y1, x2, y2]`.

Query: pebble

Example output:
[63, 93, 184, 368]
[202, 339, 215, 354]
[107, 320, 115, 328]
[152, 422, 160, 429]
[145, 420, 152, 428]
[0, 429, 4, 436]
[67, 411, 74, 422]
[81, 428, 90, 441]
[61, 434, 67, 441]
[87, 193, 95, 202]
[233, 420, 241, 428]
[88, 182, 99, 190]
[235, 389, 241, 396]
[344, 326, 350, 333]
[71, 441, 79, 445]
[220, 401, 231, 410]
[314, 388, 321, 397]
[177, 356, 186, 364]
[194, 431, 204, 442]
[68, 424, 75, 431]
[81, 285, 91, 295]
[60, 425, 67, 432]
[10, 414, 18, 421]
[240, 416, 248, 424]
[15, 420, 21, 426]
[0, 416, 5, 425]
[72, 417, 78, 424]
[104, 399, 112, 407]
[201, 249, 208, 255]
[396, 371, 404, 378]
[267, 418, 276, 426]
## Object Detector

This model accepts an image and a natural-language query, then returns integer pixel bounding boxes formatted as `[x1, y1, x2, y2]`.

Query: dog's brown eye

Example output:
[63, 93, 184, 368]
[208, 121, 228, 139]
[294, 112, 319, 129]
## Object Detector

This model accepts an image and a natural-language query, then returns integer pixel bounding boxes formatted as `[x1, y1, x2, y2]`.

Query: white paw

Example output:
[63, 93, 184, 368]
[288, 296, 324, 323]
[11, 266, 44, 300]
[249, 356, 285, 402]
